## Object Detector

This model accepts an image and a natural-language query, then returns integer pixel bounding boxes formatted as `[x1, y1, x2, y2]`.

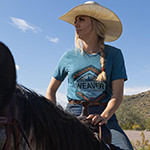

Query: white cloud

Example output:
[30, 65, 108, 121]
[124, 86, 150, 95]
[56, 92, 67, 108]
[46, 36, 59, 43]
[10, 17, 41, 33]
[15, 64, 19, 70]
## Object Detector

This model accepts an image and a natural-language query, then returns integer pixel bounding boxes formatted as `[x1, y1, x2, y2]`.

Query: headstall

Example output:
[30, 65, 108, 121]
[0, 96, 32, 150]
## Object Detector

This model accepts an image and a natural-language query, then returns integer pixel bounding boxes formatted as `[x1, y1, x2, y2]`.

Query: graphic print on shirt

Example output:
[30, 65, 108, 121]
[72, 65, 106, 102]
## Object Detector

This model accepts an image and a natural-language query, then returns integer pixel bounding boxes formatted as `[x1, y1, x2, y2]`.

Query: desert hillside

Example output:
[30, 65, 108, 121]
[116, 90, 150, 130]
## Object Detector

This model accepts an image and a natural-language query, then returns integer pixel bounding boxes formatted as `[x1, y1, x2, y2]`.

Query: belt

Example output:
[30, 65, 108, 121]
[69, 99, 107, 106]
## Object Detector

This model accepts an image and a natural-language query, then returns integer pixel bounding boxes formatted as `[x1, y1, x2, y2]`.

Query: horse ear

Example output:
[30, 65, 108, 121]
[0, 42, 16, 103]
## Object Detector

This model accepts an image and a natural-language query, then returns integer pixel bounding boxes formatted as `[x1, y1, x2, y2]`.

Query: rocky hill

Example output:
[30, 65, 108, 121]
[116, 90, 150, 130]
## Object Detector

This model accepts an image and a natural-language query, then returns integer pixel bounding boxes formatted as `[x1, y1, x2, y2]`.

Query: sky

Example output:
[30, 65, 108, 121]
[0, 0, 150, 107]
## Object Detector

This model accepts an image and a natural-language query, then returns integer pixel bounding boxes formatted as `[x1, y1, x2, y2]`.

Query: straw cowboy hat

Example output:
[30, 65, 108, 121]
[59, 1, 122, 42]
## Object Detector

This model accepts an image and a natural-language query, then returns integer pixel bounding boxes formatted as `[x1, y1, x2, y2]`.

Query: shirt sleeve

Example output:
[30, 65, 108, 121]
[52, 52, 68, 81]
[111, 50, 128, 81]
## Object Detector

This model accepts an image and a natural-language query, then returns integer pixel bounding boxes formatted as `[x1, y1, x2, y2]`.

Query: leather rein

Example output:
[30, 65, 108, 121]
[77, 101, 112, 150]
[0, 97, 32, 150]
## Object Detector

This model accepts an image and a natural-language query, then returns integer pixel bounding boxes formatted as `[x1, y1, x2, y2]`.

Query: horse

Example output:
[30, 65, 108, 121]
[0, 42, 110, 150]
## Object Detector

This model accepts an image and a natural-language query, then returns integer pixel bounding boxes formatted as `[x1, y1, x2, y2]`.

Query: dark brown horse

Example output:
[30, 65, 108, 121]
[0, 42, 111, 150]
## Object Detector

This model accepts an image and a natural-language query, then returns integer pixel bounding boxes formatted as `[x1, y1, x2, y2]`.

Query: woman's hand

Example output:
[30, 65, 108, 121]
[86, 114, 108, 126]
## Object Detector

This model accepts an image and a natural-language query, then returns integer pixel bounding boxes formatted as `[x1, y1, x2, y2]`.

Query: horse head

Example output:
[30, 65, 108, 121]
[0, 42, 16, 113]
[0, 42, 16, 149]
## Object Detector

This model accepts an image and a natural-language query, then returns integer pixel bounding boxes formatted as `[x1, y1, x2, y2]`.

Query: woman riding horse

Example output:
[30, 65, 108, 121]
[0, 42, 107, 150]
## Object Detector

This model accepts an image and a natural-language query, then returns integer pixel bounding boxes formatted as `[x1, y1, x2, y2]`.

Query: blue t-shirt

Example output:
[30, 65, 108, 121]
[53, 45, 127, 103]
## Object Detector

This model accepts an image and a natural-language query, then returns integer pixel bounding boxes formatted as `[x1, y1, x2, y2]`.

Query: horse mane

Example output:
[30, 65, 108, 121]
[15, 84, 100, 150]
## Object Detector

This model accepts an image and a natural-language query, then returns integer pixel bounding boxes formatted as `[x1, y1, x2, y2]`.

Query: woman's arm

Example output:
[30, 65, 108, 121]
[99, 79, 124, 125]
[46, 77, 62, 104]
[87, 79, 124, 125]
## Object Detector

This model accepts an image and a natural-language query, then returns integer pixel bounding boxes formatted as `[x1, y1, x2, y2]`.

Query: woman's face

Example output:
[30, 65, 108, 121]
[74, 16, 93, 40]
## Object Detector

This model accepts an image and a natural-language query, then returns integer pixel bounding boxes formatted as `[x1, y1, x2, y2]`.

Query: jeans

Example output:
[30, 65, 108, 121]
[65, 104, 133, 150]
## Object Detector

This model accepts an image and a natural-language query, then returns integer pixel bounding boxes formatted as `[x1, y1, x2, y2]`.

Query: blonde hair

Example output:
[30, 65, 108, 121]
[75, 17, 106, 81]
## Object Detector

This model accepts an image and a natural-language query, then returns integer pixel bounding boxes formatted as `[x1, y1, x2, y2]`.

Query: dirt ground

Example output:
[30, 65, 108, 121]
[124, 130, 150, 144]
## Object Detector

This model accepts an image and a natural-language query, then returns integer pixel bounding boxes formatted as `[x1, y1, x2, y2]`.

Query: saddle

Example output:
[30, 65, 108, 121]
[77, 101, 112, 150]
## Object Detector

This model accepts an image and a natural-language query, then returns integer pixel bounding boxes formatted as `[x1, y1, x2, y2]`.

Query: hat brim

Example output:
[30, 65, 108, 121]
[59, 3, 122, 42]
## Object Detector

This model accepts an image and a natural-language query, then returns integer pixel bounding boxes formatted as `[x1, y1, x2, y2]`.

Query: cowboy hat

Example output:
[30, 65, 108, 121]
[59, 1, 122, 42]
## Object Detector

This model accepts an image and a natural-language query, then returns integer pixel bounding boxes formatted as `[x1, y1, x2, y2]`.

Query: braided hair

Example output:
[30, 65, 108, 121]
[75, 17, 106, 81]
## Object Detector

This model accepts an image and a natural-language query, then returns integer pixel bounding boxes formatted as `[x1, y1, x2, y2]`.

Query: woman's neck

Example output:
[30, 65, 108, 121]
[83, 37, 100, 54]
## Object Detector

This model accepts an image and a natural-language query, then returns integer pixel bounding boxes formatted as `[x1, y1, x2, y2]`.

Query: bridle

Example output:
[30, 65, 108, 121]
[0, 116, 20, 150]
[0, 96, 32, 150]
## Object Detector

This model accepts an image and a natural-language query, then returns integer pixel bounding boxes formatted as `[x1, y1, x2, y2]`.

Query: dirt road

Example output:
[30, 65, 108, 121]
[124, 130, 150, 143]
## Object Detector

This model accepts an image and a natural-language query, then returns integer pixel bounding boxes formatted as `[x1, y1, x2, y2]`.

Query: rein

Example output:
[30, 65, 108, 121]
[77, 101, 112, 150]
[0, 96, 32, 150]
